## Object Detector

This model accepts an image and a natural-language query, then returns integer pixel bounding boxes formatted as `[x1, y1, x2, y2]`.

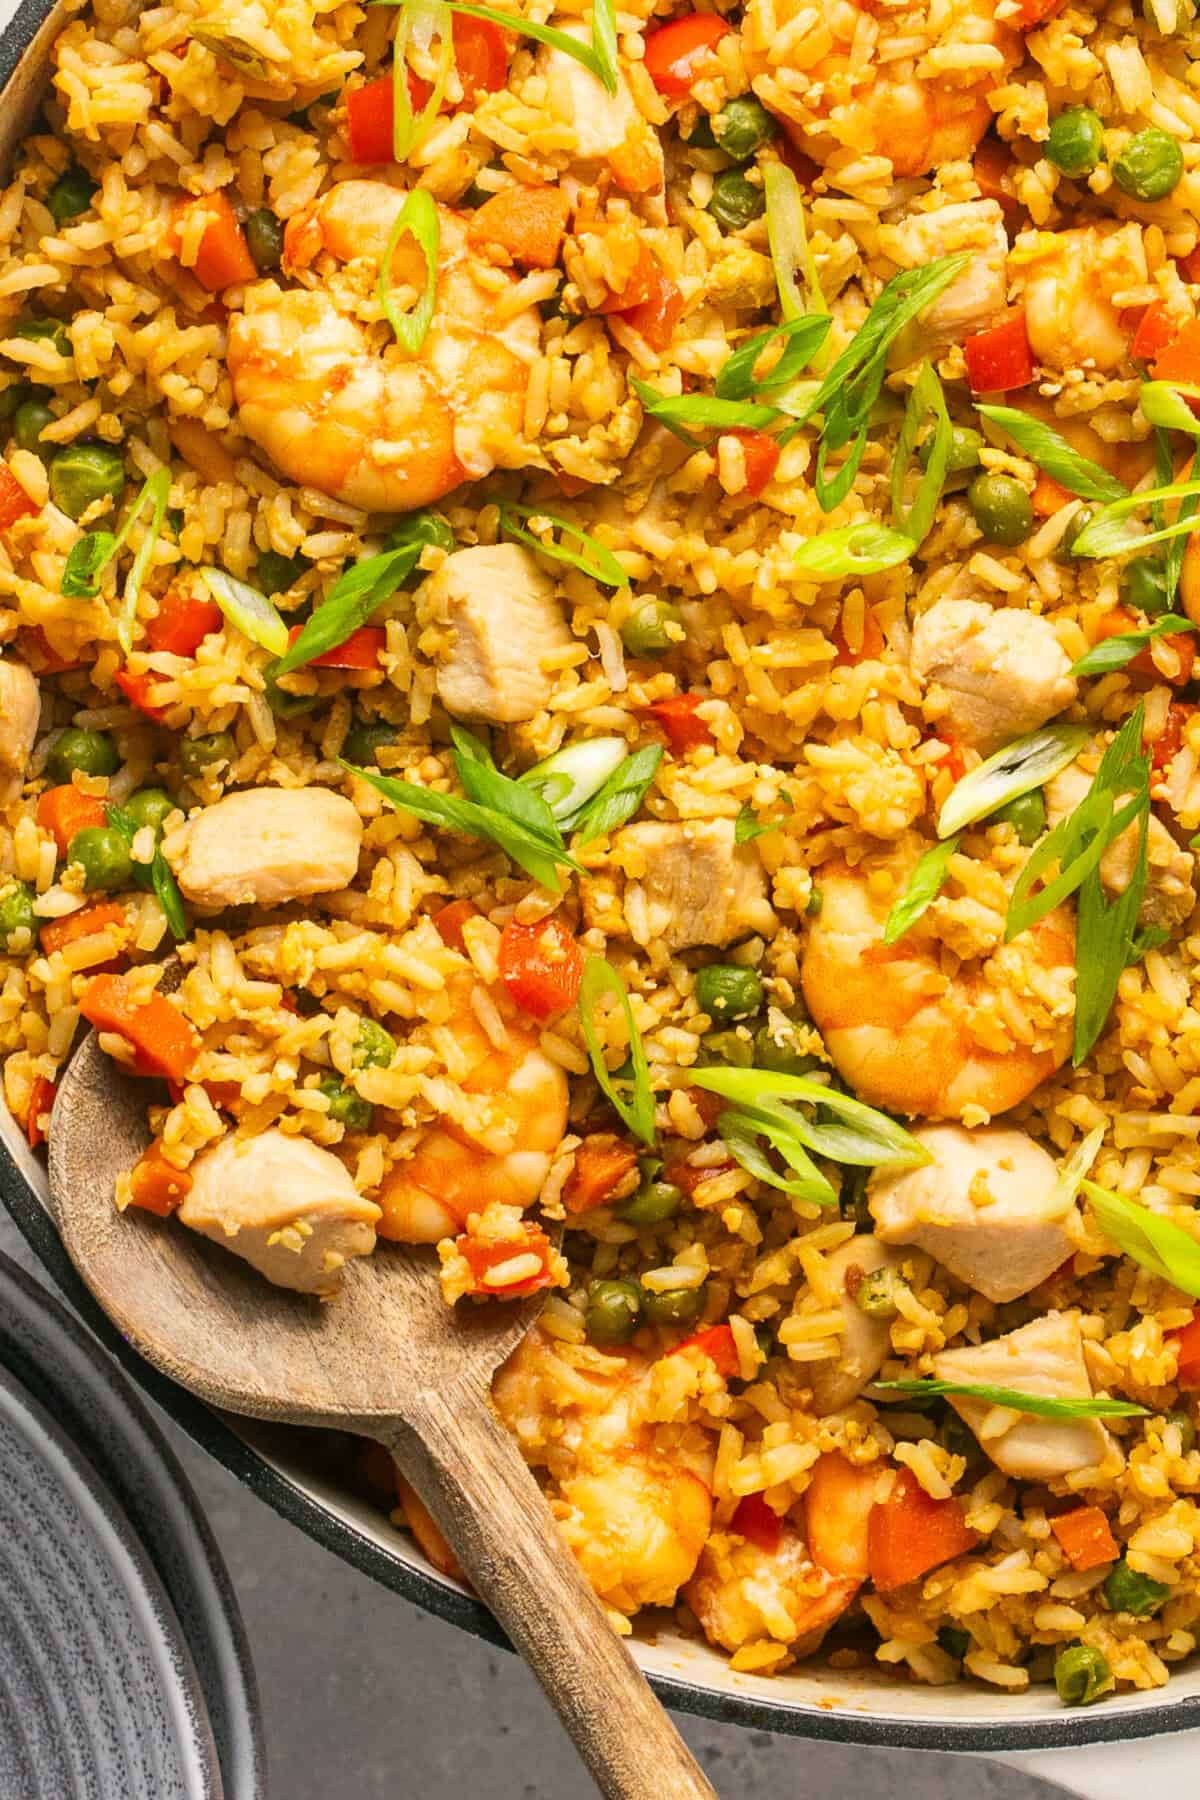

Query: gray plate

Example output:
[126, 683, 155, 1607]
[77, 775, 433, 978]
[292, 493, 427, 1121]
[0, 1249, 265, 1799]
[0, 1358, 222, 1799]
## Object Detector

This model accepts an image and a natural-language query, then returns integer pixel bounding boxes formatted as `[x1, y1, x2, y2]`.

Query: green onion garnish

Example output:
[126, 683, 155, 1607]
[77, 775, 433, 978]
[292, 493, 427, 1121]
[1082, 1176, 1200, 1300]
[380, 187, 439, 356]
[1070, 475, 1200, 560]
[976, 404, 1129, 505]
[61, 469, 172, 653]
[714, 315, 832, 403]
[271, 544, 420, 676]
[568, 744, 662, 845]
[937, 721, 1088, 840]
[392, 0, 453, 159]
[1140, 379, 1200, 439]
[519, 736, 628, 824]
[631, 376, 782, 448]
[691, 1065, 932, 1171]
[578, 956, 656, 1144]
[763, 161, 825, 328]
[717, 1108, 835, 1206]
[883, 835, 961, 945]
[105, 801, 187, 942]
[497, 499, 626, 588]
[438, 0, 619, 93]
[793, 521, 914, 579]
[874, 1379, 1146, 1420]
[1070, 612, 1195, 678]
[891, 363, 952, 549]
[200, 567, 289, 657]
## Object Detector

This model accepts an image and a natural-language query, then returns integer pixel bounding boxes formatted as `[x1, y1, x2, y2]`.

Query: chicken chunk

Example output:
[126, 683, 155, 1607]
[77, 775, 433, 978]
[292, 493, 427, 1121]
[883, 201, 1008, 349]
[611, 818, 775, 951]
[869, 1124, 1076, 1304]
[932, 1313, 1114, 1481]
[1046, 762, 1195, 931]
[910, 598, 1077, 755]
[0, 660, 40, 804]
[537, 28, 663, 193]
[421, 544, 571, 724]
[164, 787, 362, 911]
[806, 1236, 909, 1413]
[179, 1129, 381, 1296]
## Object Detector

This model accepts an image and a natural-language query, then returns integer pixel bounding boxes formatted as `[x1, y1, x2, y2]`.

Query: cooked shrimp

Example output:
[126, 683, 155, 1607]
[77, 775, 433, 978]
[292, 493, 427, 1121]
[494, 1331, 714, 1614]
[1018, 224, 1148, 375]
[742, 0, 1020, 178]
[227, 181, 541, 511]
[375, 980, 568, 1242]
[800, 851, 1075, 1120]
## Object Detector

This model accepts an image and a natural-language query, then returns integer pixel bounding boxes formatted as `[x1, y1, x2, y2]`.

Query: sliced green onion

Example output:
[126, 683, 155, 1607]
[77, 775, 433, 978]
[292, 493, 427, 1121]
[105, 801, 187, 941]
[891, 363, 952, 549]
[937, 721, 1088, 840]
[1045, 1125, 1105, 1221]
[1070, 476, 1200, 560]
[190, 26, 270, 75]
[519, 736, 627, 823]
[392, 0, 453, 160]
[1073, 791, 1152, 1066]
[200, 567, 289, 657]
[874, 1379, 1146, 1420]
[569, 745, 662, 845]
[1083, 1176, 1200, 1300]
[715, 315, 832, 403]
[1166, 454, 1198, 605]
[380, 187, 439, 357]
[1140, 379, 1200, 438]
[271, 544, 419, 676]
[718, 1108, 836, 1207]
[61, 470, 171, 652]
[497, 499, 626, 588]
[449, 722, 565, 845]
[883, 835, 960, 945]
[1070, 612, 1195, 678]
[631, 375, 781, 447]
[589, 0, 618, 98]
[690, 1066, 932, 1170]
[442, 0, 618, 93]
[578, 956, 656, 1145]
[735, 796, 790, 844]
[763, 161, 825, 326]
[793, 521, 913, 579]
[976, 404, 1129, 504]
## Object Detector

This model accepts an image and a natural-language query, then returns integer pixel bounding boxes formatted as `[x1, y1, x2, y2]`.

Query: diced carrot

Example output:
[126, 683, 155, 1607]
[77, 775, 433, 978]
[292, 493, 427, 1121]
[963, 311, 1035, 393]
[1151, 701, 1195, 773]
[114, 666, 170, 722]
[614, 261, 685, 353]
[642, 691, 713, 753]
[394, 1471, 465, 1580]
[467, 185, 570, 271]
[25, 1075, 56, 1150]
[452, 14, 509, 102]
[147, 588, 223, 657]
[562, 1133, 640, 1215]
[79, 972, 200, 1083]
[730, 1491, 783, 1555]
[804, 1451, 883, 1582]
[662, 1154, 735, 1197]
[832, 606, 885, 666]
[1050, 1504, 1119, 1573]
[36, 785, 107, 856]
[456, 1222, 557, 1297]
[1031, 471, 1073, 518]
[433, 898, 480, 951]
[284, 623, 385, 669]
[1168, 1309, 1200, 1389]
[498, 912, 584, 1020]
[1014, 0, 1063, 23]
[725, 428, 780, 497]
[0, 463, 38, 531]
[672, 1323, 739, 1379]
[1132, 631, 1196, 687]
[127, 1139, 193, 1216]
[643, 12, 731, 95]
[170, 191, 256, 292]
[39, 900, 126, 957]
[973, 133, 1018, 212]
[596, 244, 663, 315]
[1130, 299, 1178, 363]
[867, 1467, 978, 1592]
[1153, 317, 1200, 386]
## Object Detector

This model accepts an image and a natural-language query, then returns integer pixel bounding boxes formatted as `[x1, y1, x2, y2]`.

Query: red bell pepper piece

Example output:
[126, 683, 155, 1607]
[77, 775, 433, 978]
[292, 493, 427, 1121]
[114, 666, 170, 722]
[643, 691, 713, 753]
[1151, 701, 1194, 773]
[498, 912, 584, 1020]
[1154, 317, 1200, 386]
[1168, 1309, 1200, 1389]
[673, 1323, 739, 1378]
[25, 1075, 56, 1150]
[725, 428, 780, 496]
[562, 1134, 640, 1215]
[456, 1222, 557, 1296]
[868, 1467, 978, 1592]
[432, 897, 479, 951]
[973, 134, 1018, 213]
[963, 312, 1035, 393]
[0, 463, 38, 530]
[452, 15, 510, 102]
[832, 607, 884, 665]
[643, 13, 731, 95]
[731, 1491, 783, 1554]
[1130, 299, 1178, 363]
[616, 268, 685, 352]
[346, 75, 399, 164]
[284, 623, 385, 669]
[147, 588, 223, 656]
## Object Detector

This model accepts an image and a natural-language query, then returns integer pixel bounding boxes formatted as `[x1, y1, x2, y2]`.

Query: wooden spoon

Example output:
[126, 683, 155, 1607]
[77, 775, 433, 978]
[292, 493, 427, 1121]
[48, 1028, 717, 1799]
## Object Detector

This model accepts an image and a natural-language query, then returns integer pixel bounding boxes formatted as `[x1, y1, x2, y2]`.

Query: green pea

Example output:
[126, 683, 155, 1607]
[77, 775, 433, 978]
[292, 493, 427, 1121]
[854, 1266, 908, 1319]
[753, 1027, 820, 1076]
[384, 509, 455, 557]
[920, 424, 983, 476]
[123, 787, 175, 835]
[937, 1626, 970, 1662]
[1045, 106, 1105, 179]
[585, 1278, 643, 1346]
[1055, 505, 1098, 563]
[620, 1177, 683, 1227]
[244, 208, 284, 272]
[1120, 555, 1170, 617]
[355, 1017, 397, 1068]
[46, 727, 119, 783]
[700, 1028, 754, 1067]
[712, 96, 777, 161]
[707, 170, 765, 231]
[46, 166, 97, 225]
[1054, 1644, 1112, 1706]
[343, 721, 400, 766]
[1102, 1557, 1170, 1617]
[14, 318, 71, 359]
[48, 443, 125, 521]
[684, 113, 717, 149]
[0, 880, 36, 948]
[807, 887, 823, 916]
[14, 399, 54, 459]
[1113, 127, 1184, 201]
[262, 671, 320, 719]
[67, 825, 133, 893]
[694, 963, 764, 1021]
[178, 730, 237, 779]
[620, 600, 684, 658]
[318, 1074, 373, 1132]
[256, 548, 308, 595]
[988, 788, 1046, 846]
[967, 472, 1033, 546]
[641, 1283, 706, 1326]
[0, 381, 31, 422]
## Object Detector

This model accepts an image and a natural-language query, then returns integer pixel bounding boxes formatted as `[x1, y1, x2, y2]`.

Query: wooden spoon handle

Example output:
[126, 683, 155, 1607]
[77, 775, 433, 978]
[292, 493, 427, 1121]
[374, 1387, 718, 1800]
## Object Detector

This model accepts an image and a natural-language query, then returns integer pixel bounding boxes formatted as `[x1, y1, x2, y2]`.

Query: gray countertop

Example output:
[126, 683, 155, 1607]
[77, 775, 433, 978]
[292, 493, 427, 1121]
[0, 1207, 1064, 1799]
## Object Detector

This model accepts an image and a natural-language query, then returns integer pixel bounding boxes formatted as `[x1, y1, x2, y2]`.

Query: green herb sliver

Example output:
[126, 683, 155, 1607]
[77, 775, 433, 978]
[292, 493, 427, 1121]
[578, 956, 656, 1145]
[391, 0, 453, 160]
[716, 1108, 835, 1207]
[201, 568, 289, 657]
[61, 469, 171, 653]
[442, 0, 618, 92]
[714, 315, 833, 403]
[975, 404, 1129, 504]
[379, 187, 439, 356]
[631, 376, 782, 448]
[690, 1065, 932, 1171]
[272, 544, 420, 676]
[883, 835, 960, 945]
[764, 162, 825, 327]
[874, 1379, 1147, 1420]
[1070, 613, 1195, 679]
[497, 499, 626, 588]
[793, 521, 914, 579]
[518, 736, 627, 823]
[890, 363, 952, 549]
[1082, 1177, 1200, 1299]
[937, 722, 1087, 840]
[105, 802, 187, 942]
[569, 744, 662, 845]
[1070, 475, 1200, 560]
